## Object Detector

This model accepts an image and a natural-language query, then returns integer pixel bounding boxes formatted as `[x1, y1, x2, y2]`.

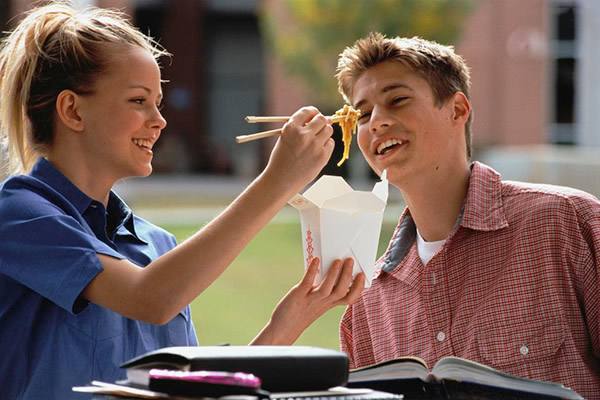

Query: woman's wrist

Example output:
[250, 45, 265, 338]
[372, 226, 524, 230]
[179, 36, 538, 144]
[255, 168, 305, 204]
[250, 319, 303, 346]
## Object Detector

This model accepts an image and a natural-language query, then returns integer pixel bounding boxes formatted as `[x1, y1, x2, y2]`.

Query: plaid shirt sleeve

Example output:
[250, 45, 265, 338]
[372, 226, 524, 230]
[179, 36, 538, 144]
[340, 306, 355, 367]
[572, 193, 600, 356]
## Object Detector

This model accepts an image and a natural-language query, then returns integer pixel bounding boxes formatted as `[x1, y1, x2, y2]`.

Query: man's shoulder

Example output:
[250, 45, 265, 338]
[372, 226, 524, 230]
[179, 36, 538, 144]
[500, 179, 600, 215]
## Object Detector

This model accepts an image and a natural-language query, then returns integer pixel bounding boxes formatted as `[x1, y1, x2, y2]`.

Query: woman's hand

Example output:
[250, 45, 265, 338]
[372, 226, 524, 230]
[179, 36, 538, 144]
[251, 257, 365, 345]
[261, 106, 335, 196]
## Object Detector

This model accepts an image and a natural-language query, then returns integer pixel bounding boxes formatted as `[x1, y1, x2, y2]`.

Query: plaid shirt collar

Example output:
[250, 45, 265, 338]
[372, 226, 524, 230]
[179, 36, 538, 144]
[380, 161, 508, 275]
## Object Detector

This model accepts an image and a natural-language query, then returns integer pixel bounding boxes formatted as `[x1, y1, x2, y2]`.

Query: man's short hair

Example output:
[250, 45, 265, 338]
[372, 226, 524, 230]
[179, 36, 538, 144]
[336, 32, 473, 158]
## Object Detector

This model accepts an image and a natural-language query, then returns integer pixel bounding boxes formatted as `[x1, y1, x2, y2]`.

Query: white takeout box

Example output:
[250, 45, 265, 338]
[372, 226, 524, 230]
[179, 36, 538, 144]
[289, 171, 388, 287]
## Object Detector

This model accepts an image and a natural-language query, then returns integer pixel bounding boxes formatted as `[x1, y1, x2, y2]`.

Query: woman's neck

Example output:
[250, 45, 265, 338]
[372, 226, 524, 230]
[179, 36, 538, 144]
[45, 150, 114, 206]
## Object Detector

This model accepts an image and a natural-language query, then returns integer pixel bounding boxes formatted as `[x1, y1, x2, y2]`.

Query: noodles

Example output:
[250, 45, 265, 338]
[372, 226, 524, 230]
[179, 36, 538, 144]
[334, 104, 361, 167]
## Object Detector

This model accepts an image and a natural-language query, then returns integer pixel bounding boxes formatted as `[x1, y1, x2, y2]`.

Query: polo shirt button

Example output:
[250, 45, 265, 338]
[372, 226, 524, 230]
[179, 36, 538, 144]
[520, 344, 529, 355]
[436, 331, 446, 342]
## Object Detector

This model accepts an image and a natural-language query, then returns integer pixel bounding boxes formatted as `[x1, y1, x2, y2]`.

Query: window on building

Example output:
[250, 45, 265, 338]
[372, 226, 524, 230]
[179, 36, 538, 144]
[0, 2, 10, 32]
[203, 1, 264, 177]
[550, 3, 577, 145]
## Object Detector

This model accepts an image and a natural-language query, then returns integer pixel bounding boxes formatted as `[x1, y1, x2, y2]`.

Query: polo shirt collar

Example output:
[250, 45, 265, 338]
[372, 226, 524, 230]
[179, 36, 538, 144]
[31, 158, 93, 214]
[30, 158, 144, 242]
[380, 161, 508, 276]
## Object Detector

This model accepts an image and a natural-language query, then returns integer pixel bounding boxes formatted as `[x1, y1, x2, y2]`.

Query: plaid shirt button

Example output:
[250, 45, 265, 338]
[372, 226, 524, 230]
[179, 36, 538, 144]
[520, 345, 529, 356]
[436, 331, 446, 342]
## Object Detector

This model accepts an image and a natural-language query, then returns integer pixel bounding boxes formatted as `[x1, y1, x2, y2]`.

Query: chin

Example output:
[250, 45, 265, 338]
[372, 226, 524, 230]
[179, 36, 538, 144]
[129, 164, 153, 178]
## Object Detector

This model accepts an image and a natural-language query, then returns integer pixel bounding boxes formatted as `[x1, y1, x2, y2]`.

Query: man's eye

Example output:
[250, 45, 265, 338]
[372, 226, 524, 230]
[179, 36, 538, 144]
[358, 112, 371, 123]
[391, 97, 408, 105]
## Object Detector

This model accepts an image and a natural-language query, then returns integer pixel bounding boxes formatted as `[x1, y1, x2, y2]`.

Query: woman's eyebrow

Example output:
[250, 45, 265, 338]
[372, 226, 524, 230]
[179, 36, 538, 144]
[128, 85, 163, 100]
[128, 85, 152, 92]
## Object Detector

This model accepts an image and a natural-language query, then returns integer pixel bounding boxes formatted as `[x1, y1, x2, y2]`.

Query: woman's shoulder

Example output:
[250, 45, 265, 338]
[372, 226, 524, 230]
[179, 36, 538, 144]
[0, 174, 65, 219]
[131, 213, 178, 248]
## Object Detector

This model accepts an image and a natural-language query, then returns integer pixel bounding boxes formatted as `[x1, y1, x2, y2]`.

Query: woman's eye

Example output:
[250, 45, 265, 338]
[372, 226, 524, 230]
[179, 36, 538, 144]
[131, 98, 145, 105]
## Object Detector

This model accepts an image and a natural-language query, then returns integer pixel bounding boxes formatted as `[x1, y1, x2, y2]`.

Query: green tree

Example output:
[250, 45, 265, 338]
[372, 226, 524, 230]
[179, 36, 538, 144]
[261, 0, 473, 108]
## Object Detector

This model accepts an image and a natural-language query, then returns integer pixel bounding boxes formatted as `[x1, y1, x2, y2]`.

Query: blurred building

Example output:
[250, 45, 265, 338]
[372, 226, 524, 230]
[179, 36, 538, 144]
[2, 0, 599, 194]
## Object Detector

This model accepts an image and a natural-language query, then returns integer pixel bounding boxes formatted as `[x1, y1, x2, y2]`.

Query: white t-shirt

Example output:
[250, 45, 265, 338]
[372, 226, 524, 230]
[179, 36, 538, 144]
[416, 229, 446, 265]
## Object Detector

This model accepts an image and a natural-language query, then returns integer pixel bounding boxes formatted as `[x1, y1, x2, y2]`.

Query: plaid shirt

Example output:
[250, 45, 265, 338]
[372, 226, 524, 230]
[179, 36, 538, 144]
[341, 162, 600, 399]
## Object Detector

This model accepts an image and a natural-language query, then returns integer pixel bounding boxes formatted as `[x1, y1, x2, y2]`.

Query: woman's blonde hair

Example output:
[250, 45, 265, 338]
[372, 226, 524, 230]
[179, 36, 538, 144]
[0, 1, 170, 175]
[336, 32, 473, 159]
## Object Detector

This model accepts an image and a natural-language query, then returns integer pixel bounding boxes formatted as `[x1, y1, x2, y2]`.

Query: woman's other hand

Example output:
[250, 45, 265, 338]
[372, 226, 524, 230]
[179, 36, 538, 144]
[251, 257, 365, 345]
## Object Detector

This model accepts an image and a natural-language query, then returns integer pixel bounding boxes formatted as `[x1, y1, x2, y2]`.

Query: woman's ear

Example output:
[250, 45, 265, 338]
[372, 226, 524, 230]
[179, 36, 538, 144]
[451, 92, 471, 125]
[55, 90, 84, 132]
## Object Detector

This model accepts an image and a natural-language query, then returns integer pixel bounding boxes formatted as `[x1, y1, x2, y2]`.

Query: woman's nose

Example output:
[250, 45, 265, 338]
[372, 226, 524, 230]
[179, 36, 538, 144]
[150, 107, 167, 130]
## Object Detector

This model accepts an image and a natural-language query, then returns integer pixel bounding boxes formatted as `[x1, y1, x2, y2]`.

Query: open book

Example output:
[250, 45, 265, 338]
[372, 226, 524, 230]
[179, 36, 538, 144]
[348, 356, 583, 400]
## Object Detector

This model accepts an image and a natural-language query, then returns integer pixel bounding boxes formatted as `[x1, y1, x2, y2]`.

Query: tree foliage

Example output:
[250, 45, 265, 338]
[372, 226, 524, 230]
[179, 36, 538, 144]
[261, 0, 473, 108]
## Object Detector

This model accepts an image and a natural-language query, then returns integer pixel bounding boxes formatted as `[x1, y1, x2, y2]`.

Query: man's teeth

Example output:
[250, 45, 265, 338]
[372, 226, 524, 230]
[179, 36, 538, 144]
[377, 139, 404, 155]
[132, 138, 152, 149]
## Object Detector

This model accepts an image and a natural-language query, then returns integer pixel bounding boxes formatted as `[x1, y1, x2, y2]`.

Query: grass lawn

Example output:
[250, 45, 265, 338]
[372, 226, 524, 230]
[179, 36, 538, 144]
[162, 221, 397, 349]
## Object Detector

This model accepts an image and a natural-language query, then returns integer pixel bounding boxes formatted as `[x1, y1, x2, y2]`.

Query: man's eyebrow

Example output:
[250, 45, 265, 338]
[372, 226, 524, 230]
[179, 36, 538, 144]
[382, 83, 413, 93]
[354, 83, 414, 109]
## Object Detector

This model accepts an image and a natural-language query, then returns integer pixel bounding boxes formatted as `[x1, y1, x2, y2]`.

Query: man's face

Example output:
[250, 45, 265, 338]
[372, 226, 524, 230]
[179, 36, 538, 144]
[351, 60, 466, 187]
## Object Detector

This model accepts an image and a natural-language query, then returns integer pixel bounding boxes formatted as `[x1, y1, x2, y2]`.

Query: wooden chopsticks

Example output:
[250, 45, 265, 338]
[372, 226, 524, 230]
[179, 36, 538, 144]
[236, 115, 345, 143]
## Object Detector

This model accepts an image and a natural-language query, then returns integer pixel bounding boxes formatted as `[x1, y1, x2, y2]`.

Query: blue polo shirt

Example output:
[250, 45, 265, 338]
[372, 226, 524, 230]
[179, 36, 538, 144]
[0, 158, 198, 399]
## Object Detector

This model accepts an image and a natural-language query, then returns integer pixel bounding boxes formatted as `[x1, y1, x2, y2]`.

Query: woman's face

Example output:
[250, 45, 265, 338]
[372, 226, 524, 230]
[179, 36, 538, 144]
[77, 45, 166, 181]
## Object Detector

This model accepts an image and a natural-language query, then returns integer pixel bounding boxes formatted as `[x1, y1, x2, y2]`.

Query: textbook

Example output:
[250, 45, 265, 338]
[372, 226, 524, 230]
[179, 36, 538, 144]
[120, 345, 349, 393]
[347, 356, 583, 400]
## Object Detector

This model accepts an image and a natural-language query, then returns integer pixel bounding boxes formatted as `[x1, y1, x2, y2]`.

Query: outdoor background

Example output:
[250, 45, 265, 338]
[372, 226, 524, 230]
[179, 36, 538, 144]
[2, 0, 600, 349]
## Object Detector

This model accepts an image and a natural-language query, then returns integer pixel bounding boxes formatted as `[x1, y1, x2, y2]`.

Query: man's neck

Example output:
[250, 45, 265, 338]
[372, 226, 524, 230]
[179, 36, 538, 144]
[400, 163, 470, 242]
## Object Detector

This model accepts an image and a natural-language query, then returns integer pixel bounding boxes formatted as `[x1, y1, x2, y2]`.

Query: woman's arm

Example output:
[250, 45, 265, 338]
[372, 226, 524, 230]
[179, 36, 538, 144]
[251, 258, 365, 345]
[83, 107, 336, 323]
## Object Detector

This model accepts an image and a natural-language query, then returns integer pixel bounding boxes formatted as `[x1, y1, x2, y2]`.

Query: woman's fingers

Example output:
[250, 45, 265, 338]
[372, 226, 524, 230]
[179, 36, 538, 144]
[304, 113, 334, 145]
[338, 272, 365, 305]
[298, 257, 320, 292]
[317, 259, 345, 295]
[285, 106, 319, 128]
[330, 258, 355, 298]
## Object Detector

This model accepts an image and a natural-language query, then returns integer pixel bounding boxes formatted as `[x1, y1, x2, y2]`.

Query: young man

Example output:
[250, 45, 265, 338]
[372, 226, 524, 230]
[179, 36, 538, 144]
[335, 32, 600, 399]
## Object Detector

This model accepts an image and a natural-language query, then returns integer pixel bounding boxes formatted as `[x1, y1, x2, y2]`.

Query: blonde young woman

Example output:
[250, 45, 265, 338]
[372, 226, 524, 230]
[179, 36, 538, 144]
[0, 3, 364, 399]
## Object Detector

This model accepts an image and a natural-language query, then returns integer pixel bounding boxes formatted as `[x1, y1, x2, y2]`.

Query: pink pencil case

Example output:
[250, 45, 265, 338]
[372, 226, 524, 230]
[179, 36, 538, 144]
[149, 368, 262, 388]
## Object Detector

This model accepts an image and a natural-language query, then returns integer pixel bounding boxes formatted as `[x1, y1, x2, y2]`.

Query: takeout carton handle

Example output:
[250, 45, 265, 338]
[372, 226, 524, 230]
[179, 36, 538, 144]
[288, 193, 316, 210]
[372, 169, 388, 203]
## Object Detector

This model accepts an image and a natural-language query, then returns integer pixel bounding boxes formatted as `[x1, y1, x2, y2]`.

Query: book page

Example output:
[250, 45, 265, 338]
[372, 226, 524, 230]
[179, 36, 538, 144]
[431, 357, 583, 400]
[348, 356, 429, 382]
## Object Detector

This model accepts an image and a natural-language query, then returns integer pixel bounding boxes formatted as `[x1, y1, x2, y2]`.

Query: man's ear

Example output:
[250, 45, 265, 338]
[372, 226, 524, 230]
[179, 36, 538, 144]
[55, 89, 84, 132]
[450, 92, 471, 126]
